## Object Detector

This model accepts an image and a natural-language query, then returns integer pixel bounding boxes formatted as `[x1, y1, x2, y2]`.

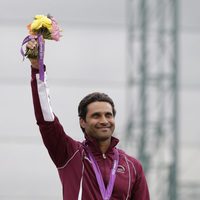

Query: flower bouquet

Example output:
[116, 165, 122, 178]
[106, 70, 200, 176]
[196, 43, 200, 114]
[21, 14, 62, 81]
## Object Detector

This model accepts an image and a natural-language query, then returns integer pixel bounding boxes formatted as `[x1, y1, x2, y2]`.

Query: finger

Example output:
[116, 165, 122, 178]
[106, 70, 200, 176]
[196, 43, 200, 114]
[26, 39, 38, 49]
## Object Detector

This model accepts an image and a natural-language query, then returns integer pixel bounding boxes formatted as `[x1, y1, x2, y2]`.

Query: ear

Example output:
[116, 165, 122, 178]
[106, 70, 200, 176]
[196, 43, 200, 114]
[79, 118, 86, 129]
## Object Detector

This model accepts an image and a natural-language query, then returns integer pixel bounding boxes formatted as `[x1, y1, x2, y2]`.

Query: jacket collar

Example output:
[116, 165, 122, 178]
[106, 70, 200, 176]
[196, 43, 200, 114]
[83, 134, 119, 155]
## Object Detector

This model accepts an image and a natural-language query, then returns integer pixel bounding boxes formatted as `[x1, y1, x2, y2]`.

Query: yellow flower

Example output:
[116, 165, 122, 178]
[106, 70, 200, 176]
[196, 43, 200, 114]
[31, 15, 52, 31]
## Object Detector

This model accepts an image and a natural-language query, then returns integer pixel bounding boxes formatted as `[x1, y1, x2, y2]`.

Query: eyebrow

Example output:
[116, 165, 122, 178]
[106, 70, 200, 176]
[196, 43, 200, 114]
[91, 111, 113, 117]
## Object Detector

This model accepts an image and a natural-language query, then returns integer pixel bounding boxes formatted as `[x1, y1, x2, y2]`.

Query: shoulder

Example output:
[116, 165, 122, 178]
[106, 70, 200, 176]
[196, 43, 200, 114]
[117, 148, 144, 176]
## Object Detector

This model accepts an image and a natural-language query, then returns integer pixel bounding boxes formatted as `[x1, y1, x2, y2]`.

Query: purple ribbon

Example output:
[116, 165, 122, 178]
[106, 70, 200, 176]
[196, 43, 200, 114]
[37, 35, 45, 81]
[20, 34, 45, 81]
[86, 147, 119, 200]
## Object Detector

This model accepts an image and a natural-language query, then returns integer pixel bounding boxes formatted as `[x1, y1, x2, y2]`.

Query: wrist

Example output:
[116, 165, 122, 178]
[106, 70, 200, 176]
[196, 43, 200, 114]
[31, 65, 46, 73]
[29, 58, 39, 69]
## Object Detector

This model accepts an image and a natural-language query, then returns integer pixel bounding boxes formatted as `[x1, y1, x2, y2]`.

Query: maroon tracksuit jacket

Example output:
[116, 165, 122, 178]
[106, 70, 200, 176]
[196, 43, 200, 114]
[31, 68, 150, 200]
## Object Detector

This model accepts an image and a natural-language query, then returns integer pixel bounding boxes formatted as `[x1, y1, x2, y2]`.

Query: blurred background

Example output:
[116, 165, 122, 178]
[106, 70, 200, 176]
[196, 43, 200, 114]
[0, 0, 199, 199]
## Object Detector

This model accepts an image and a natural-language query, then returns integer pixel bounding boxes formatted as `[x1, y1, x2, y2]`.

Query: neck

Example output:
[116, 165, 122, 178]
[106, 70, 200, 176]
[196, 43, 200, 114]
[97, 138, 111, 154]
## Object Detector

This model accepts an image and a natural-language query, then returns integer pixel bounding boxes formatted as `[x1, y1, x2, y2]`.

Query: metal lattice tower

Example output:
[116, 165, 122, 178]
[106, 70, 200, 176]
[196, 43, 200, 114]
[125, 0, 179, 199]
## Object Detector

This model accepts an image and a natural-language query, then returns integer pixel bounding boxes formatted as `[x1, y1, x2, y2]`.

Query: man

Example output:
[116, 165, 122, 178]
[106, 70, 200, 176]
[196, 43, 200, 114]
[27, 38, 150, 200]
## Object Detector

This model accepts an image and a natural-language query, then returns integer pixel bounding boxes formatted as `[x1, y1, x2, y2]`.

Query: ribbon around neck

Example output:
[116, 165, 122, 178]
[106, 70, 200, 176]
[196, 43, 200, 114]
[20, 34, 45, 81]
[86, 147, 119, 200]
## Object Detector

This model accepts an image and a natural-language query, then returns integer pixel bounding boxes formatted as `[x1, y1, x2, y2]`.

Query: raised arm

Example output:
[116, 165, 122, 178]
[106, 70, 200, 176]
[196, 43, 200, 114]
[27, 38, 80, 168]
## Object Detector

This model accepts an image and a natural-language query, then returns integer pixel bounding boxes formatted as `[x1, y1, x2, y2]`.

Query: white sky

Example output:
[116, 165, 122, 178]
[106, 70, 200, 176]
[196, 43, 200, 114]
[0, 0, 199, 199]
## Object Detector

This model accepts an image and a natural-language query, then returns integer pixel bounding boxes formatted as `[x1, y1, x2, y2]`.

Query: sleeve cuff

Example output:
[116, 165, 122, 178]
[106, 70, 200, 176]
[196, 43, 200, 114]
[31, 65, 46, 75]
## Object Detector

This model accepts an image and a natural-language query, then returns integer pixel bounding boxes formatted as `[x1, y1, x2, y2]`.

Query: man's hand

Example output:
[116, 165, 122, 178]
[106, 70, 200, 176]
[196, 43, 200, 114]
[26, 36, 45, 70]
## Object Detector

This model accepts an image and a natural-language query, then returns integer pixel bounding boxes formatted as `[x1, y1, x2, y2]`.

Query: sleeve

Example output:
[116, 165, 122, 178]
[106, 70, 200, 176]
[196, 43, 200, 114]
[31, 67, 80, 168]
[131, 161, 150, 200]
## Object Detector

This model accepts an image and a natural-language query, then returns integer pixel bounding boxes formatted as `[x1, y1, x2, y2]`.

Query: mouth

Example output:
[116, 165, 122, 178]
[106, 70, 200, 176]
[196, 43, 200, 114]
[97, 127, 111, 131]
[97, 126, 111, 129]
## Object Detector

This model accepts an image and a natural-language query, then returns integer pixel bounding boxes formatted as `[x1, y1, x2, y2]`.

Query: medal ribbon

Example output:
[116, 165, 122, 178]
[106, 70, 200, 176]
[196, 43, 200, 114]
[20, 34, 45, 81]
[87, 147, 119, 200]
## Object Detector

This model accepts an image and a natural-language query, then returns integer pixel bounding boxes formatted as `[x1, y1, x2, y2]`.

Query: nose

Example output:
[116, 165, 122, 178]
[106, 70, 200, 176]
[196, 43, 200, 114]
[99, 115, 109, 125]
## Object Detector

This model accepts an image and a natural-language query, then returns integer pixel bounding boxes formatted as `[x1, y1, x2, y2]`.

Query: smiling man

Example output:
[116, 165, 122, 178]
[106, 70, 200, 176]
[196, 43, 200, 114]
[79, 97, 115, 152]
[27, 38, 150, 200]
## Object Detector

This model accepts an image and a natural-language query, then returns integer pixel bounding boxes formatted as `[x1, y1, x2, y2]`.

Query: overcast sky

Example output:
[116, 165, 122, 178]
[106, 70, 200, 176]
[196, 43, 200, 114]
[0, 0, 200, 199]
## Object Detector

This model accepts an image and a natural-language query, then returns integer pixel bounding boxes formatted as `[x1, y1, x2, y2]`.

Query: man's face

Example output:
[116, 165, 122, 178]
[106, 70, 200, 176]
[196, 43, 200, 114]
[80, 101, 115, 142]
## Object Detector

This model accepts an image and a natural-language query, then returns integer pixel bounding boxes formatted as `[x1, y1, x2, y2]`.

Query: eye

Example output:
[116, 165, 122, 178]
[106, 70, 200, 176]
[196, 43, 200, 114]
[106, 112, 113, 118]
[92, 113, 100, 119]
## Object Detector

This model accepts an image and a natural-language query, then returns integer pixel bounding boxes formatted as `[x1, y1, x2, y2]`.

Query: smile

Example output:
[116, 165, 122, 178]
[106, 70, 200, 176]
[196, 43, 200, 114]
[97, 127, 111, 129]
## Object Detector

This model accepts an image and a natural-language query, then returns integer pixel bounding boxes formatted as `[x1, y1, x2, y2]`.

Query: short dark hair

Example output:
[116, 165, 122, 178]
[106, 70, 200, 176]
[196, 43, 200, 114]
[78, 92, 116, 121]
